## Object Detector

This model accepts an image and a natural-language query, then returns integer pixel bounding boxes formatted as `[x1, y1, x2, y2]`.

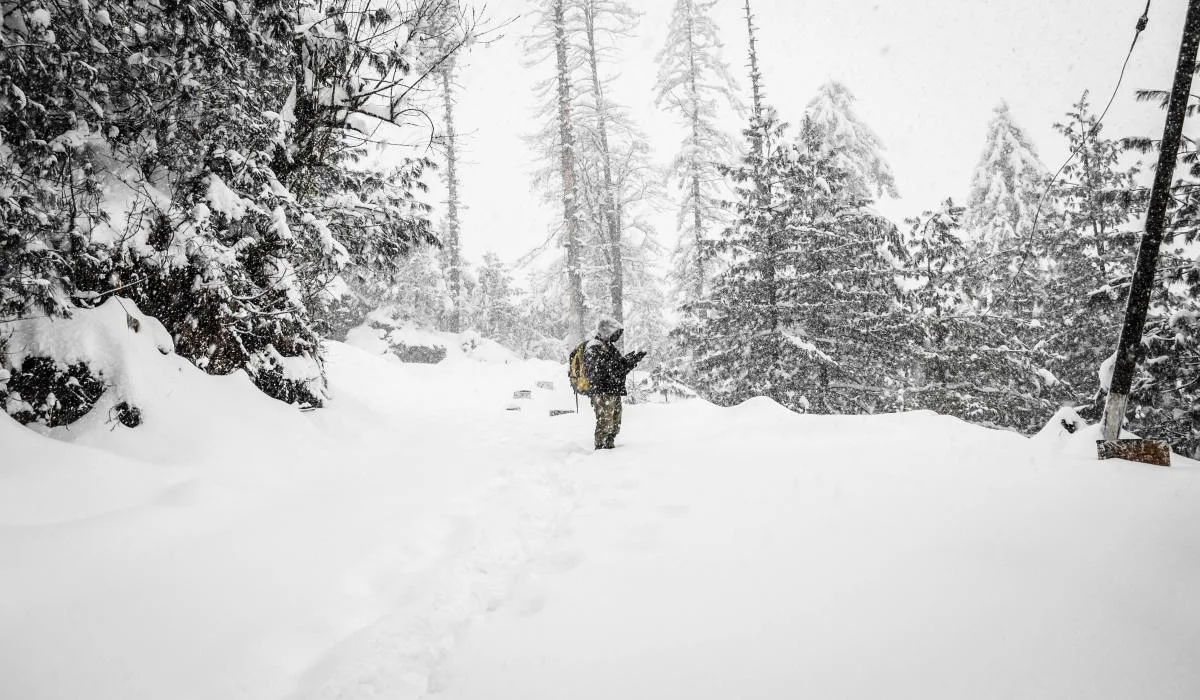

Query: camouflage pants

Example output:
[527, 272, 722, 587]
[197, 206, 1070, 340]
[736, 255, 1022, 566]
[591, 394, 623, 448]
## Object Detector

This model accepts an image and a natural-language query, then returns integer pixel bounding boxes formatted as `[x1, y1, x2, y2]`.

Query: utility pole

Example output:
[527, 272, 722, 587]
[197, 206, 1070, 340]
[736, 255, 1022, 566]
[1100, 0, 1200, 447]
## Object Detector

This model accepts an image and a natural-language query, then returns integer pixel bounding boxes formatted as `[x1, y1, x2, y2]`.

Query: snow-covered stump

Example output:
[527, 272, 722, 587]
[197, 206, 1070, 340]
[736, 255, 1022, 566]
[536, 381, 555, 391]
[512, 390, 532, 399]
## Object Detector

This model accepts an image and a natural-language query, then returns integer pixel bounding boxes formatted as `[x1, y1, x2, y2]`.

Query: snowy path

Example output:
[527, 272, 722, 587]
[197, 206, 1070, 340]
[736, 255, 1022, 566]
[286, 359, 587, 700]
[433, 404, 1200, 699]
[4, 342, 1200, 700]
[2, 344, 588, 700]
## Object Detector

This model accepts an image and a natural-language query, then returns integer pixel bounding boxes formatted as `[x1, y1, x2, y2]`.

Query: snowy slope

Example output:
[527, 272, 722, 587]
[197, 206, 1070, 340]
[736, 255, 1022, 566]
[3, 339, 1199, 700]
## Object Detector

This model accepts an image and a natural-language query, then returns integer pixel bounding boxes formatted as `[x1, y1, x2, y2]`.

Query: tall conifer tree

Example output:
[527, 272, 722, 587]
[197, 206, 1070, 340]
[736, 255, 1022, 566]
[1041, 93, 1141, 416]
[654, 0, 742, 301]
[525, 0, 588, 343]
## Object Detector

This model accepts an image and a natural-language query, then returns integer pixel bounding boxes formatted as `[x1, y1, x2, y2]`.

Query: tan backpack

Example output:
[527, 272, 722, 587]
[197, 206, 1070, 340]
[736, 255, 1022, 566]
[567, 341, 591, 395]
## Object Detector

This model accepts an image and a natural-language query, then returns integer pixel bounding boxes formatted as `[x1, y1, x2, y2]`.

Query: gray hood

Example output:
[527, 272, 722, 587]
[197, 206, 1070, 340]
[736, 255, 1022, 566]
[595, 317, 623, 341]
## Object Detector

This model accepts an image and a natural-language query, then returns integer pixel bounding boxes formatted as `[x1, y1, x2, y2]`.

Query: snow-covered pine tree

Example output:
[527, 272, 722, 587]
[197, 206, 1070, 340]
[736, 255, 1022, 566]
[963, 103, 1054, 316]
[524, 0, 589, 345]
[783, 117, 912, 413]
[0, 0, 467, 419]
[741, 0, 766, 148]
[902, 200, 974, 416]
[900, 200, 1063, 430]
[514, 266, 574, 359]
[458, 251, 574, 360]
[802, 80, 898, 202]
[1040, 93, 1142, 418]
[678, 1, 792, 407]
[0, 0, 324, 405]
[674, 112, 807, 407]
[654, 0, 742, 301]
[946, 101, 1065, 430]
[677, 105, 908, 412]
[466, 252, 521, 345]
[525, 0, 666, 351]
[580, 2, 670, 356]
[388, 246, 453, 330]
[677, 4, 913, 412]
[574, 133, 669, 352]
[425, 1, 473, 334]
[965, 102, 1048, 247]
[1132, 247, 1200, 457]
[313, 160, 438, 339]
[282, 1, 472, 327]
[576, 0, 637, 326]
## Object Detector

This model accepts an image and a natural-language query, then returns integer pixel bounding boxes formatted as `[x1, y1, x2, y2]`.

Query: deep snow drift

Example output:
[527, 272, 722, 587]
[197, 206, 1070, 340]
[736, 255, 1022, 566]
[3, 320, 1199, 700]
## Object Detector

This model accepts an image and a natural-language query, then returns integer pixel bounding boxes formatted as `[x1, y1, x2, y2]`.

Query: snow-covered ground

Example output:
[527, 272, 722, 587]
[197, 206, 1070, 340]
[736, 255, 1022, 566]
[3, 323, 1199, 700]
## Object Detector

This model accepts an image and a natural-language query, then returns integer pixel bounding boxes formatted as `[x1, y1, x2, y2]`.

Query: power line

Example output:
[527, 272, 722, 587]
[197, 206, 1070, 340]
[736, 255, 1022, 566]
[1010, 0, 1152, 282]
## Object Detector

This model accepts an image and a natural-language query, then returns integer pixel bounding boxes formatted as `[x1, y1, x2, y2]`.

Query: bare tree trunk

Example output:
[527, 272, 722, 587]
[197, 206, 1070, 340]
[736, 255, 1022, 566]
[685, 1, 705, 300]
[554, 0, 587, 343]
[440, 61, 463, 333]
[582, 1, 623, 326]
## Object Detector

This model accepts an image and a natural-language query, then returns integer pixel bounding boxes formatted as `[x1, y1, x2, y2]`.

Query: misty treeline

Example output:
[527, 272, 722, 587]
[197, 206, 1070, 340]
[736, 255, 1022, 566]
[2, 0, 1198, 454]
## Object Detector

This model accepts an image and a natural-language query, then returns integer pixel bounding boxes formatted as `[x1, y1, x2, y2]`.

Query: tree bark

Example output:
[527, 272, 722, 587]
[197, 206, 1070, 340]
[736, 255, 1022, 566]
[440, 61, 463, 333]
[554, 0, 587, 343]
[685, 1, 705, 300]
[582, 2, 624, 326]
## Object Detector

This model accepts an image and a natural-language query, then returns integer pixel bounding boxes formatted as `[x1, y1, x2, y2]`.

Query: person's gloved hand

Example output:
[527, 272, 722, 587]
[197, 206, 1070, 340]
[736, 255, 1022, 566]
[624, 349, 647, 366]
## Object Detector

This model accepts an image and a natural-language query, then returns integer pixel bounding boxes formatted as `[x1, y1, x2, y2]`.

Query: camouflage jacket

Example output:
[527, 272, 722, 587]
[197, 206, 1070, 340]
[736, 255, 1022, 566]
[584, 337, 633, 396]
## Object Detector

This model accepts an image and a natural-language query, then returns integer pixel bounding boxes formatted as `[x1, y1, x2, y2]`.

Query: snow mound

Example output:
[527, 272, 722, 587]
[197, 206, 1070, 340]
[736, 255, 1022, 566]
[345, 324, 390, 355]
[6, 297, 174, 368]
[3, 297, 174, 427]
[729, 395, 800, 419]
[0, 413, 187, 526]
[347, 310, 520, 365]
[1031, 405, 1175, 462]
[1031, 406, 1103, 461]
[3, 297, 316, 468]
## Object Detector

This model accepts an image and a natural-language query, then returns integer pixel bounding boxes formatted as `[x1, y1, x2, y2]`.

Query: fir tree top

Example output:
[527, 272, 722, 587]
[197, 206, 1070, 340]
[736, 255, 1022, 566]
[802, 80, 899, 201]
[965, 102, 1047, 242]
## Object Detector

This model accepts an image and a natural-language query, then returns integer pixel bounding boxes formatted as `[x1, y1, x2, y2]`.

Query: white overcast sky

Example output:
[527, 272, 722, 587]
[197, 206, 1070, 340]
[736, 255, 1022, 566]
[434, 0, 1190, 267]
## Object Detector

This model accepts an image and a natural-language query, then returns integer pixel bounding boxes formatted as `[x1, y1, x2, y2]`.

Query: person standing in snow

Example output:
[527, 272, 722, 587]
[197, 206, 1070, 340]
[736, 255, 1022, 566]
[584, 318, 646, 450]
